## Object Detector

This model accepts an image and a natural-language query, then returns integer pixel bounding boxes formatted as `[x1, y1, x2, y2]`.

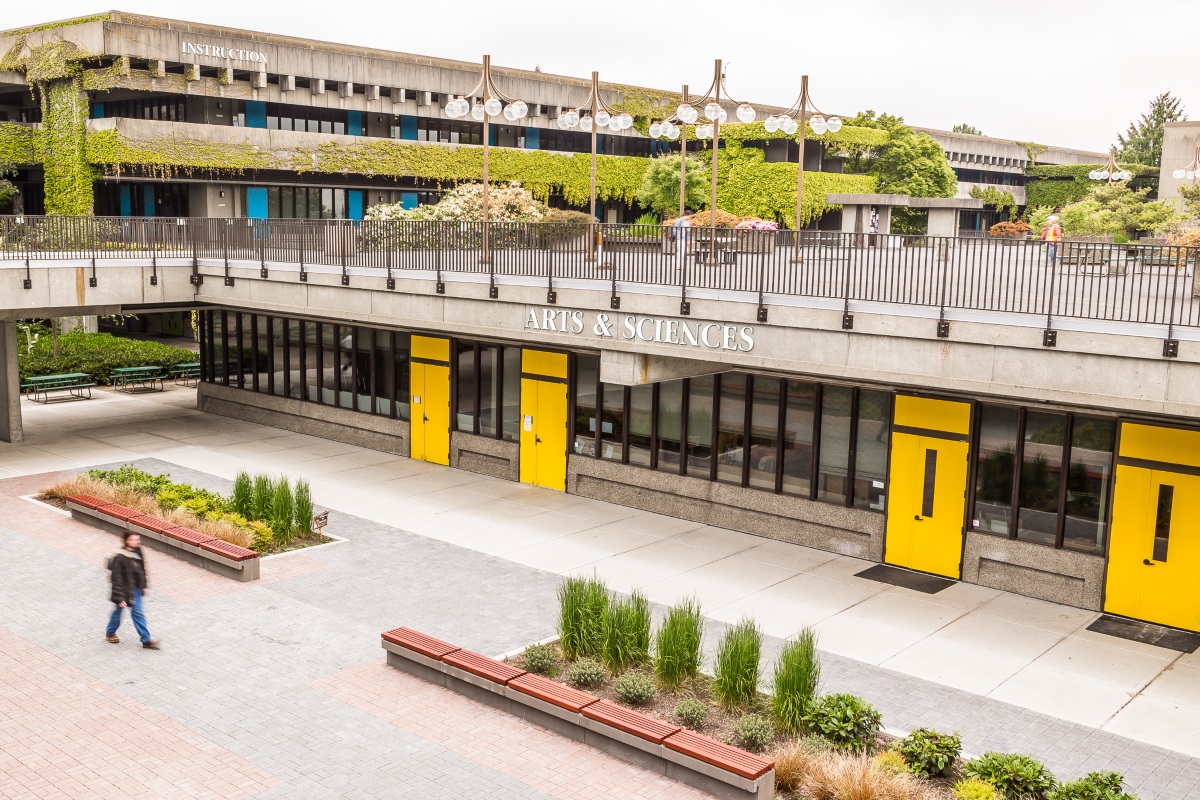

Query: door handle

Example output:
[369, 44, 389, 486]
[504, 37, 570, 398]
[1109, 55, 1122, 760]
[535, 436, 542, 444]
[423, 414, 428, 422]
[913, 515, 923, 521]
[1143, 558, 1154, 566]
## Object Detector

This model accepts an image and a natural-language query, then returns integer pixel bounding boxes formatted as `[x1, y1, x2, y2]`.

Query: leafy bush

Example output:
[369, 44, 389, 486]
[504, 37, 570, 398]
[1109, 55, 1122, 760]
[773, 628, 821, 735]
[539, 208, 595, 243]
[713, 618, 762, 709]
[654, 596, 703, 690]
[251, 474, 274, 521]
[293, 479, 314, 536]
[954, 777, 1002, 800]
[802, 693, 883, 754]
[1050, 771, 1135, 800]
[674, 698, 709, 730]
[964, 752, 1057, 800]
[990, 220, 1031, 238]
[232, 471, 253, 518]
[602, 590, 651, 671]
[558, 576, 609, 660]
[897, 727, 962, 778]
[88, 465, 172, 495]
[270, 478, 296, 545]
[566, 657, 605, 689]
[873, 748, 910, 775]
[613, 671, 656, 705]
[522, 643, 558, 676]
[248, 520, 273, 552]
[733, 713, 775, 753]
[690, 208, 741, 228]
[17, 329, 195, 385]
[771, 737, 833, 793]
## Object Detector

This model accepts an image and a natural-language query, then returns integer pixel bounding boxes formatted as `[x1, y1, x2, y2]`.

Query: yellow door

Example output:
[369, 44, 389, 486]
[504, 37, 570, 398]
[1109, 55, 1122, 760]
[885, 395, 972, 578]
[1105, 423, 1200, 631]
[409, 336, 450, 466]
[519, 349, 569, 491]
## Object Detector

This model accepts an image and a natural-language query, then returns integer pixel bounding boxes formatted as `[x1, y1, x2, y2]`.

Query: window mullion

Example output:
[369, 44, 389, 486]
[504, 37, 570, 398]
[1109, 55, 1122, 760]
[1054, 414, 1075, 549]
[1010, 409, 1027, 540]
[845, 388, 860, 508]
[809, 383, 823, 502]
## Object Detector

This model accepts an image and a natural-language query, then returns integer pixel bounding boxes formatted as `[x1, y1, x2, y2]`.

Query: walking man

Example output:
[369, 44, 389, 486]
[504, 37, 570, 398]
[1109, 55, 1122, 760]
[1041, 214, 1063, 267]
[106, 532, 160, 649]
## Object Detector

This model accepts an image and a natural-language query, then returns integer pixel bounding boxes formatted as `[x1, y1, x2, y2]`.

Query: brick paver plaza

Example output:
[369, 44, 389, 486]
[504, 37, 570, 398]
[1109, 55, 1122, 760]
[4, 389, 1200, 799]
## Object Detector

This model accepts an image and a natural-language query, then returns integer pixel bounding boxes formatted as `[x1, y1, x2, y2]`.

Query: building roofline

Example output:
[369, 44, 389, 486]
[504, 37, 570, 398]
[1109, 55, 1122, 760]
[910, 125, 1107, 159]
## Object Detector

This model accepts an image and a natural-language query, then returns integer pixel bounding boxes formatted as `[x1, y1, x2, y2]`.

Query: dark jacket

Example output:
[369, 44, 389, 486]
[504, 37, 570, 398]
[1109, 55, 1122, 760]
[109, 547, 148, 605]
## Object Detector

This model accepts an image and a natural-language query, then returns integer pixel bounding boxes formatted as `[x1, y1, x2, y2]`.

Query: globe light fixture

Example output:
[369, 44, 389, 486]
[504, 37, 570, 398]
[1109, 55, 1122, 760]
[502, 104, 517, 122]
[579, 115, 593, 132]
[595, 109, 611, 127]
[736, 103, 755, 123]
[704, 101, 721, 121]
[1090, 148, 1137, 184]
[780, 117, 798, 135]
[648, 121, 662, 138]
[678, 103, 699, 124]
[483, 96, 502, 116]
[810, 115, 828, 135]
[471, 102, 485, 121]
[618, 112, 633, 130]
[665, 124, 680, 141]
[763, 115, 780, 133]
[607, 117, 622, 132]
[827, 116, 842, 133]
[512, 100, 528, 118]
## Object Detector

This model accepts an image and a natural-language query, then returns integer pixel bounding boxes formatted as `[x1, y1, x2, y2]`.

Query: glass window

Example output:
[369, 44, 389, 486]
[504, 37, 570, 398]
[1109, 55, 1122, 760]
[747, 377, 781, 490]
[304, 321, 321, 402]
[321, 188, 334, 219]
[307, 188, 320, 219]
[656, 380, 684, 473]
[818, 386, 853, 504]
[1062, 417, 1116, 553]
[973, 405, 1019, 535]
[334, 189, 346, 220]
[281, 186, 294, 219]
[255, 315, 272, 393]
[393, 332, 411, 420]
[456, 342, 476, 432]
[600, 383, 625, 461]
[627, 385, 653, 467]
[285, 318, 302, 399]
[211, 311, 227, 384]
[479, 345, 500, 437]
[372, 329, 392, 415]
[353, 327, 373, 413]
[267, 187, 281, 219]
[781, 381, 817, 497]
[1017, 412, 1066, 546]
[686, 375, 714, 477]
[502, 347, 520, 441]
[574, 355, 599, 456]
[334, 325, 353, 408]
[853, 390, 891, 510]
[716, 374, 747, 484]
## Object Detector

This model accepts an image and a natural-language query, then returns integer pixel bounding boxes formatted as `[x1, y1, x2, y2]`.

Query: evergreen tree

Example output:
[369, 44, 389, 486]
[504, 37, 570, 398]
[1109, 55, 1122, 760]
[1116, 92, 1186, 167]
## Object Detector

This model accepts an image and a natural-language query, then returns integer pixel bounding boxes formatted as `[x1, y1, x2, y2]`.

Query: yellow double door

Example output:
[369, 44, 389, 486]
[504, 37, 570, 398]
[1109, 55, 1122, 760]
[1105, 423, 1200, 631]
[519, 349, 568, 492]
[410, 336, 451, 465]
[884, 395, 972, 579]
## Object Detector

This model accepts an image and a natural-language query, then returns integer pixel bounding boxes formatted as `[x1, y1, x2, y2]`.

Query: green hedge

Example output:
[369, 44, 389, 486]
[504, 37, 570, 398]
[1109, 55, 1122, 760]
[1025, 163, 1159, 210]
[17, 330, 195, 385]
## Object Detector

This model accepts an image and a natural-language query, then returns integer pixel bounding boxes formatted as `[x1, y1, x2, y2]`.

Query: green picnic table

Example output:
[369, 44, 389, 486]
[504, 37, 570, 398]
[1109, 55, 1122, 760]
[168, 361, 201, 386]
[24, 372, 96, 403]
[112, 365, 166, 393]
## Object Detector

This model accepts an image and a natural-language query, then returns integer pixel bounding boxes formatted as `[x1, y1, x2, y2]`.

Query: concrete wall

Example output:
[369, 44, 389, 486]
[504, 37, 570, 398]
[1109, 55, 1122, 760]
[1160, 122, 1200, 213]
[961, 531, 1107, 610]
[0, 320, 21, 443]
[451, 431, 519, 482]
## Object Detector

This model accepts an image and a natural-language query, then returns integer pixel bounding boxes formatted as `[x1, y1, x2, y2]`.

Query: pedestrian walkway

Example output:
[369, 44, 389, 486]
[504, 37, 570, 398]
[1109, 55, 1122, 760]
[3, 388, 1200, 798]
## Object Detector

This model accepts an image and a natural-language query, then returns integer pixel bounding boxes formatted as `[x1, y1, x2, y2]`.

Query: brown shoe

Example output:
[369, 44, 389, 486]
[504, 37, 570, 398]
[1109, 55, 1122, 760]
[106, 634, 119, 644]
[142, 640, 160, 650]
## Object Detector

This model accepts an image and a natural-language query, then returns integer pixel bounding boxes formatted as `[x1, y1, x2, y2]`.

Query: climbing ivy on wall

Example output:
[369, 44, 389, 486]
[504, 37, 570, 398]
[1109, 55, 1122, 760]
[1025, 163, 1159, 211]
[720, 121, 889, 150]
[0, 123, 39, 165]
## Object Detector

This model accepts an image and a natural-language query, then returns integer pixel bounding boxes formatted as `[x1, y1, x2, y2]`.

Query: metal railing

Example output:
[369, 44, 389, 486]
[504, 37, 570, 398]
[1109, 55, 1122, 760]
[3, 215, 1198, 336]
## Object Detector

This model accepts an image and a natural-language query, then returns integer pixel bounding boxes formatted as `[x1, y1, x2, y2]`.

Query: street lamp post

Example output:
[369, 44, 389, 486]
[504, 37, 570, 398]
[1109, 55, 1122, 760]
[1171, 146, 1200, 185]
[442, 55, 530, 262]
[1088, 148, 1134, 183]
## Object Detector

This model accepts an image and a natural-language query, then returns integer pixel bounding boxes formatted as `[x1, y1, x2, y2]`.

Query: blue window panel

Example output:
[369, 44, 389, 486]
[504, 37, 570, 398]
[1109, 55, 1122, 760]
[247, 187, 268, 219]
[119, 185, 131, 217]
[349, 190, 364, 220]
[347, 110, 362, 137]
[142, 184, 155, 217]
[401, 192, 417, 210]
[488, 125, 497, 147]
[525, 127, 540, 150]
[399, 116, 417, 140]
[245, 100, 267, 129]
[93, 103, 105, 119]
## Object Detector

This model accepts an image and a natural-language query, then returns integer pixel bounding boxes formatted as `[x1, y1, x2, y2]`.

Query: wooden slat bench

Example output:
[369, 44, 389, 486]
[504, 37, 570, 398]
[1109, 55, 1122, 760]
[382, 627, 461, 659]
[664, 729, 774, 782]
[442, 649, 527, 696]
[583, 699, 680, 744]
[507, 673, 598, 714]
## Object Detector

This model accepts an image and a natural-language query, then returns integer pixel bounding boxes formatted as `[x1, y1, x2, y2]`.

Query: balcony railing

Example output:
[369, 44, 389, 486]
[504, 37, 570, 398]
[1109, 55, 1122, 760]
[2, 215, 1198, 334]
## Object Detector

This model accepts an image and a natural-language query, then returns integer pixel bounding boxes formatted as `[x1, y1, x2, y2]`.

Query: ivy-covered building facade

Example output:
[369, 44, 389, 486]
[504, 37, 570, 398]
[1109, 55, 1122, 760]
[0, 12, 890, 224]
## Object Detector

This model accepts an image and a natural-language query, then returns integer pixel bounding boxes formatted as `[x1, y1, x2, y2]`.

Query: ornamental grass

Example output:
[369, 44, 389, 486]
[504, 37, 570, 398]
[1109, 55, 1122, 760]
[713, 617, 763, 710]
[602, 589, 651, 672]
[773, 628, 821, 735]
[557, 575, 609, 660]
[653, 596, 704, 690]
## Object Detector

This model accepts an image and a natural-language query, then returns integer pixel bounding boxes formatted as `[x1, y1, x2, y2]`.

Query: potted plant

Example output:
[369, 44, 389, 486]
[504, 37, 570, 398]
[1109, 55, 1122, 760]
[734, 218, 780, 253]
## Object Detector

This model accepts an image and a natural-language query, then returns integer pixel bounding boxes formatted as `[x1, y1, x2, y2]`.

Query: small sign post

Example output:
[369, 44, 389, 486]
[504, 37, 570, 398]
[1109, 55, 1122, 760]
[312, 511, 329, 532]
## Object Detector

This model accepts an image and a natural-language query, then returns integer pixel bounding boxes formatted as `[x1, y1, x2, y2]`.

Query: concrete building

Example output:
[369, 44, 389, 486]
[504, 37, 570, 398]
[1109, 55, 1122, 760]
[1158, 121, 1200, 213]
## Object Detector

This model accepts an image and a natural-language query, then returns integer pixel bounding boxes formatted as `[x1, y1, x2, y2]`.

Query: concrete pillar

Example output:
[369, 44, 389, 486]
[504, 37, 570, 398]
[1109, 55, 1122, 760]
[0, 320, 23, 443]
[927, 208, 958, 238]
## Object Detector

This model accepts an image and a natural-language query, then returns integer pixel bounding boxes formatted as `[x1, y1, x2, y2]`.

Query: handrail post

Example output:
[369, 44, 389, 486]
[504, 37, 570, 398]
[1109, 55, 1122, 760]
[841, 230, 854, 330]
[488, 222, 498, 298]
[547, 227, 557, 304]
[610, 226, 620, 310]
[1164, 246, 1183, 357]
[299, 219, 307, 282]
[681, 223, 690, 316]
[260, 218, 267, 278]
[386, 222, 395, 290]
[1042, 237, 1058, 347]
[936, 235, 950, 338]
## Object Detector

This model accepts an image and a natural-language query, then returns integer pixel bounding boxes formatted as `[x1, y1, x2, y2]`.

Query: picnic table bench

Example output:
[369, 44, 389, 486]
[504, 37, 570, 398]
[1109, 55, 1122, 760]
[112, 365, 166, 393]
[24, 372, 95, 403]
[168, 361, 201, 386]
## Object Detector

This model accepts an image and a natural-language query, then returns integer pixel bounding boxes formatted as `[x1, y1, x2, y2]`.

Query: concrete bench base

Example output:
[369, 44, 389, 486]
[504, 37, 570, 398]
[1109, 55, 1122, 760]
[383, 641, 773, 800]
[67, 503, 260, 582]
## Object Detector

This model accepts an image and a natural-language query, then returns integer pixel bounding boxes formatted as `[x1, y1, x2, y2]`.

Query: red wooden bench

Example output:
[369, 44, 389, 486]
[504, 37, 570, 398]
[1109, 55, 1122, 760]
[507, 673, 598, 713]
[441, 648, 526, 685]
[97, 502, 141, 522]
[68, 493, 107, 510]
[161, 525, 216, 548]
[664, 729, 773, 780]
[583, 699, 680, 744]
[381, 627, 461, 660]
[197, 537, 259, 562]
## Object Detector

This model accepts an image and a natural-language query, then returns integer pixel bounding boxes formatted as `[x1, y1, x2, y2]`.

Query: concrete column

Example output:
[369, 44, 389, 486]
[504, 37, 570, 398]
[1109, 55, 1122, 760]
[0, 320, 23, 443]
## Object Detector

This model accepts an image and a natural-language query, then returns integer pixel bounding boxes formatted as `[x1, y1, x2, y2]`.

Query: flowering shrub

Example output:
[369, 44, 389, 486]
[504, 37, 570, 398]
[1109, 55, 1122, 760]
[689, 209, 741, 228]
[735, 218, 780, 232]
[364, 181, 549, 223]
[989, 221, 1030, 238]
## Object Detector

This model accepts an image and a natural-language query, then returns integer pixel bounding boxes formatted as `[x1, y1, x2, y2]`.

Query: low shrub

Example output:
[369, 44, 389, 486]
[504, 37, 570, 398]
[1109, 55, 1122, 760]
[964, 752, 1057, 800]
[674, 698, 709, 730]
[602, 590, 651, 671]
[771, 737, 833, 793]
[897, 727, 962, 778]
[88, 465, 172, 495]
[873, 748, 910, 775]
[803, 693, 883, 754]
[773, 628, 821, 735]
[689, 209, 741, 228]
[1050, 771, 1135, 800]
[558, 576, 609, 660]
[733, 713, 775, 753]
[954, 777, 1002, 800]
[522, 643, 558, 675]
[612, 671, 656, 705]
[654, 596, 704, 690]
[248, 520, 273, 552]
[713, 618, 762, 709]
[232, 471, 253, 518]
[565, 657, 605, 689]
[17, 329, 195, 385]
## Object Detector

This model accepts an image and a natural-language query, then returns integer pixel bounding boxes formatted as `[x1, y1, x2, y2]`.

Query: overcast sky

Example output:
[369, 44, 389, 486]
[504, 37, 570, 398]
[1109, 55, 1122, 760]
[9, 0, 1197, 153]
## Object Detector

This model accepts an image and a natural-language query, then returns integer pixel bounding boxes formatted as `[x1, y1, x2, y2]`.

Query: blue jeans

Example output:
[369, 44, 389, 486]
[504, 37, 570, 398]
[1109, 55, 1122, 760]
[106, 588, 151, 643]
[1047, 242, 1058, 265]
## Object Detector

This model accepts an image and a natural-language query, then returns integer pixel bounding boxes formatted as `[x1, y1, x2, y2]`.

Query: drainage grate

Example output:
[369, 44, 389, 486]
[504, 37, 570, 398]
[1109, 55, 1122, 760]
[854, 564, 954, 594]
[1086, 615, 1200, 654]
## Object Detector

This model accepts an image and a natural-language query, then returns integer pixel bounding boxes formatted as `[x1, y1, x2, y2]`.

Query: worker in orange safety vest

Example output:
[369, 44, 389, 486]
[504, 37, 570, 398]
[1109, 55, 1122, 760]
[1041, 214, 1063, 266]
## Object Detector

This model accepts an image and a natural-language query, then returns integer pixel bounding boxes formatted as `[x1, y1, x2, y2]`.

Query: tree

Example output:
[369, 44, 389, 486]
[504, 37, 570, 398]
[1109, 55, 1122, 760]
[634, 154, 709, 217]
[1029, 182, 1179, 237]
[1179, 183, 1200, 219]
[1116, 92, 1186, 167]
[952, 123, 984, 136]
